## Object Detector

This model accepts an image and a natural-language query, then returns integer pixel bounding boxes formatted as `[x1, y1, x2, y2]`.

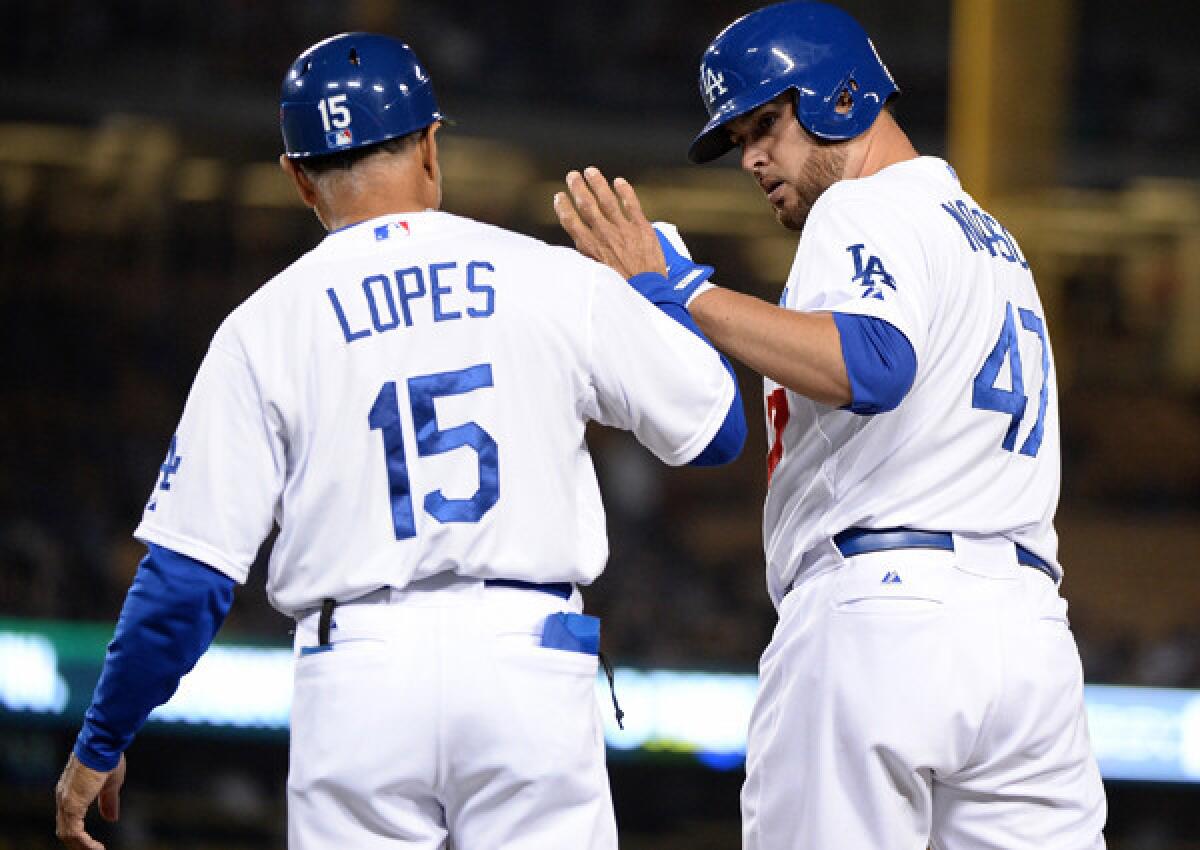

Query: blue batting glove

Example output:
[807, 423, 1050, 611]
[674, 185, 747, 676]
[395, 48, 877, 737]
[627, 222, 715, 308]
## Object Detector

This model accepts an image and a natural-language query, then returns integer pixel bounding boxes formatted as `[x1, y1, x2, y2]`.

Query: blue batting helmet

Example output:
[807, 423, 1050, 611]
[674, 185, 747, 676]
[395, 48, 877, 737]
[280, 33, 443, 160]
[688, 2, 898, 164]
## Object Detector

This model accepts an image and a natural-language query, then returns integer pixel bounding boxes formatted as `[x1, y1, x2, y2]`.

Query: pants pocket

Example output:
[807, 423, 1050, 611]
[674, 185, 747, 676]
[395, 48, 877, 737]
[831, 552, 949, 613]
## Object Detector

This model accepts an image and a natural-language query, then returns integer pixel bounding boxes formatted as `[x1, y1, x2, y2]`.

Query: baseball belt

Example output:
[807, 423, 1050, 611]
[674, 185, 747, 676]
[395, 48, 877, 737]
[833, 527, 1060, 583]
[314, 578, 575, 648]
[309, 578, 621, 726]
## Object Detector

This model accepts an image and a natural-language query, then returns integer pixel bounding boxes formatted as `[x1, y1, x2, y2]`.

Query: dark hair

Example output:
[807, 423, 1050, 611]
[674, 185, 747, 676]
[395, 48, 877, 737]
[296, 127, 425, 177]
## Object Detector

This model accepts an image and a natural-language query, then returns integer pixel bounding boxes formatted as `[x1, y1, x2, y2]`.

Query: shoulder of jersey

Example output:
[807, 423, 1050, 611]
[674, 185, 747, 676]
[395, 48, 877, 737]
[226, 213, 605, 322]
[452, 214, 604, 269]
[808, 161, 939, 228]
[436, 214, 613, 284]
[823, 167, 905, 206]
[208, 240, 337, 342]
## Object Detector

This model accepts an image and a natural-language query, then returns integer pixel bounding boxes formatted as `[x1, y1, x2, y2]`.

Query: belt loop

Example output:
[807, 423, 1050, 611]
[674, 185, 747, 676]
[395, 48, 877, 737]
[318, 598, 336, 647]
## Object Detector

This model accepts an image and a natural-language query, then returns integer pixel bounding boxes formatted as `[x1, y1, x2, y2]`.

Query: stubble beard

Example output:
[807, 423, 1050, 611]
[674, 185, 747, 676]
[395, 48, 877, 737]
[776, 144, 848, 232]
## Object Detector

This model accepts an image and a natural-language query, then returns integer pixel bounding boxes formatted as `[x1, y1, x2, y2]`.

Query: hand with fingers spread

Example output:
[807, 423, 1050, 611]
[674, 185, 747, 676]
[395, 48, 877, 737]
[55, 753, 126, 850]
[553, 166, 667, 280]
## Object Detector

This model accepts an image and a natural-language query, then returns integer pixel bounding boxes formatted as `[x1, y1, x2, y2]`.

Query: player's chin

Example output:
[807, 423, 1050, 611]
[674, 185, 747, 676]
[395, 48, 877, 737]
[773, 203, 808, 232]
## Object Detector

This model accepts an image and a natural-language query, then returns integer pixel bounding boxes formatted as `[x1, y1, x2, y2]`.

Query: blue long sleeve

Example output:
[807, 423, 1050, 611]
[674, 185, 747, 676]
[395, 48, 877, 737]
[73, 543, 236, 771]
[833, 313, 917, 415]
[625, 275, 746, 466]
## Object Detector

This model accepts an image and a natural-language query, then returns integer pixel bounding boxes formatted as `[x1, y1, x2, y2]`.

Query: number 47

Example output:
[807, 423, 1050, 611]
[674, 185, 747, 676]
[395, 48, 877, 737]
[972, 302, 1050, 457]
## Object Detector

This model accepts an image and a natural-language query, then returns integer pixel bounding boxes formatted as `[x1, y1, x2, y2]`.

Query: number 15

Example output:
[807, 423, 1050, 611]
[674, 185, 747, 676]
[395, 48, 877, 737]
[369, 363, 500, 540]
[317, 94, 351, 132]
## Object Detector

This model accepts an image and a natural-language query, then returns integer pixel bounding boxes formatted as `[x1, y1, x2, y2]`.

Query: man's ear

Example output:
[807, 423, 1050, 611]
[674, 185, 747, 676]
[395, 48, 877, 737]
[419, 123, 440, 181]
[422, 121, 441, 171]
[279, 154, 319, 209]
[417, 123, 442, 208]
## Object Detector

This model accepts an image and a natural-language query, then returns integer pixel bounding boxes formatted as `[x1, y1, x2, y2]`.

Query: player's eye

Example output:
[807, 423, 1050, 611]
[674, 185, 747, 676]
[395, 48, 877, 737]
[730, 109, 778, 149]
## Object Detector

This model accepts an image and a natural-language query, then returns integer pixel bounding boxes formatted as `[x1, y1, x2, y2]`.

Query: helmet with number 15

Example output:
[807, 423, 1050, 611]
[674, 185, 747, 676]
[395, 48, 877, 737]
[280, 32, 444, 160]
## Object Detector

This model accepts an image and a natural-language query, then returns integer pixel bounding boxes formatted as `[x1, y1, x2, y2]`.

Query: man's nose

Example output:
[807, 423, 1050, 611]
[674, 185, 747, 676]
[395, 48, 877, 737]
[741, 143, 766, 174]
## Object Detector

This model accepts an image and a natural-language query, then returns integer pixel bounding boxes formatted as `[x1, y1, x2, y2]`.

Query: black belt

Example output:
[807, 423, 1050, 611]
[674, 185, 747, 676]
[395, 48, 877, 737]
[483, 578, 574, 599]
[833, 527, 1059, 583]
[315, 578, 573, 648]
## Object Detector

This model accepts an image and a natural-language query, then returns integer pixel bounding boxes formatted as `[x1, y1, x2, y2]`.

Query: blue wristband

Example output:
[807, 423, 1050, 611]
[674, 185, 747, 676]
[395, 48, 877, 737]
[626, 225, 715, 308]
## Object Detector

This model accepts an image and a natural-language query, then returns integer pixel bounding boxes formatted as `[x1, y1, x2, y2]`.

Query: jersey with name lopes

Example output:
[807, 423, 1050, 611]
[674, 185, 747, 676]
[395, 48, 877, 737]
[134, 211, 734, 616]
[763, 157, 1060, 604]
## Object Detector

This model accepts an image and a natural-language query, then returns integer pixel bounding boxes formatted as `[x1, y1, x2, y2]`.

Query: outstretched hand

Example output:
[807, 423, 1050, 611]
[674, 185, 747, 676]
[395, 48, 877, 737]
[554, 167, 667, 280]
[55, 753, 126, 850]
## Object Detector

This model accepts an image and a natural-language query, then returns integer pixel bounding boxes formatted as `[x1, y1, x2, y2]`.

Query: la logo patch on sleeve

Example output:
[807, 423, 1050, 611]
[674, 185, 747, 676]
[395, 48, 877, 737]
[847, 244, 896, 300]
[147, 435, 183, 511]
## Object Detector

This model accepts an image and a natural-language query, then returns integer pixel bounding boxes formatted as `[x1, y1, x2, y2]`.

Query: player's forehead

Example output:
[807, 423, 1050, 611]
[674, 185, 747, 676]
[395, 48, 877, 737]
[725, 93, 794, 137]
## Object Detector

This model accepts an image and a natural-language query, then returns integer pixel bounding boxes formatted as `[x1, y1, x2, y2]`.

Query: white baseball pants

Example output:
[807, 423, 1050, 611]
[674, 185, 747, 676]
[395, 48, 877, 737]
[743, 547, 1107, 850]
[287, 574, 616, 850]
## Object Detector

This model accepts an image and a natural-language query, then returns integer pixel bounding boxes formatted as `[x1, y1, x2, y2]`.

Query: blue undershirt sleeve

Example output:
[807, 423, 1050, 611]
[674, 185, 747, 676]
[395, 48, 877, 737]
[832, 312, 917, 415]
[627, 282, 745, 466]
[73, 543, 236, 771]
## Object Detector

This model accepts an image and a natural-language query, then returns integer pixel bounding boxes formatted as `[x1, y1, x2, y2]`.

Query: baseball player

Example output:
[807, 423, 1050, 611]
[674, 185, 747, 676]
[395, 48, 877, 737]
[556, 2, 1107, 848]
[54, 32, 745, 850]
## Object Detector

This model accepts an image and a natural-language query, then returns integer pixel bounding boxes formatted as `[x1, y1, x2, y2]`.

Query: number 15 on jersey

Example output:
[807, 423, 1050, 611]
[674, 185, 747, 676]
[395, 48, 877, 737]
[369, 363, 500, 540]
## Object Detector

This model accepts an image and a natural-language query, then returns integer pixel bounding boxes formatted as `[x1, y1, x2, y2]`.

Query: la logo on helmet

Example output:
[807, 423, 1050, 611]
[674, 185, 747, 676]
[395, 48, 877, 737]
[703, 67, 728, 105]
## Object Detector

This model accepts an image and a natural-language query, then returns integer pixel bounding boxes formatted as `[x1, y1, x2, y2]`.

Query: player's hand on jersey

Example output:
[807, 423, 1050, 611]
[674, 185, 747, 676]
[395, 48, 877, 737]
[555, 167, 667, 280]
[55, 753, 126, 850]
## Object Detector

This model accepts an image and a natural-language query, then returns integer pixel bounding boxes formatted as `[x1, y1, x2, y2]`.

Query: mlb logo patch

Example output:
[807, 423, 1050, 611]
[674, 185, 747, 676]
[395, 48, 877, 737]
[326, 128, 353, 148]
[374, 220, 412, 241]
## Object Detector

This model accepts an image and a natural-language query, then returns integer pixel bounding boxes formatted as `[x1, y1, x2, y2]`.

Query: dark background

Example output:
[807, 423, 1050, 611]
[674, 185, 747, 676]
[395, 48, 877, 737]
[2, 1, 1199, 847]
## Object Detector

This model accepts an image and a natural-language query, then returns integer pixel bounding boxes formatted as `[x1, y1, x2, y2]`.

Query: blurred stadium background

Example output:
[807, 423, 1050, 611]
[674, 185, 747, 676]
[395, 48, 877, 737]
[2, 0, 1199, 847]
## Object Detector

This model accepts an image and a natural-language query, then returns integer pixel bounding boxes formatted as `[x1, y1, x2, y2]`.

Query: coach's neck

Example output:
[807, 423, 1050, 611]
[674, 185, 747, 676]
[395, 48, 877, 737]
[279, 124, 443, 233]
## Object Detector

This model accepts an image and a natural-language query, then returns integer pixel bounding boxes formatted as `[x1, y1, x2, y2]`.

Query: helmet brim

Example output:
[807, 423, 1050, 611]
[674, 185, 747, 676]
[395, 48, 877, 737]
[688, 118, 735, 164]
[687, 81, 795, 165]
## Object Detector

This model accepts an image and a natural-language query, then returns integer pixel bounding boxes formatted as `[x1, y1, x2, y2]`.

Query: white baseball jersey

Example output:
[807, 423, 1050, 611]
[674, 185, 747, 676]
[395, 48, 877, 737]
[763, 156, 1060, 603]
[134, 210, 734, 616]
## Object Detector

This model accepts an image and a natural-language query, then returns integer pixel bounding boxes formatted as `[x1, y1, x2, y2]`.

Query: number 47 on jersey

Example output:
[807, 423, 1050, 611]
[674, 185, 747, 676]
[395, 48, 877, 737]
[764, 300, 1051, 482]
[973, 301, 1050, 457]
